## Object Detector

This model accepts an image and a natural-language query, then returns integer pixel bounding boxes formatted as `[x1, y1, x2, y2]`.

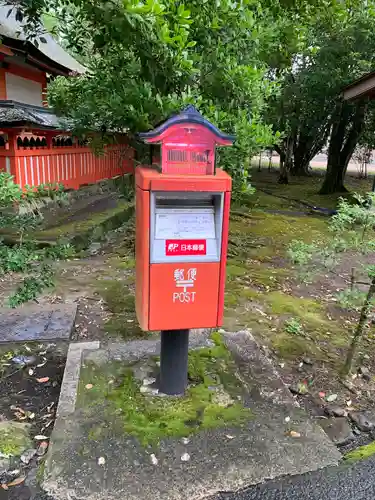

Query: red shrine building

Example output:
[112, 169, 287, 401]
[0, 5, 132, 190]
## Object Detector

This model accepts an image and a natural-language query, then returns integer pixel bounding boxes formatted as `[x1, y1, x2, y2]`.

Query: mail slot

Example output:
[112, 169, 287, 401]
[151, 193, 223, 263]
[135, 106, 234, 332]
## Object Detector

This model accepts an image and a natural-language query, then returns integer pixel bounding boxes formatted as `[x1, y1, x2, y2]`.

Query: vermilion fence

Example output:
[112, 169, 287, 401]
[0, 142, 133, 190]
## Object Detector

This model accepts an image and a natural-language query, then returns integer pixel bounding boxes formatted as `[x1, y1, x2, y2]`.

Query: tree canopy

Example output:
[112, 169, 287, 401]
[9, 0, 375, 194]
[265, 1, 375, 190]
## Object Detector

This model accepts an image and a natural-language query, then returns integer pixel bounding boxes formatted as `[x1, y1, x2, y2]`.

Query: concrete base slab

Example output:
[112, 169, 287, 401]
[43, 330, 341, 500]
[0, 304, 77, 342]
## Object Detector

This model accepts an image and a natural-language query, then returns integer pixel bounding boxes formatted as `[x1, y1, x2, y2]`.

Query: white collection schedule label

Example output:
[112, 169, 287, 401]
[155, 208, 216, 239]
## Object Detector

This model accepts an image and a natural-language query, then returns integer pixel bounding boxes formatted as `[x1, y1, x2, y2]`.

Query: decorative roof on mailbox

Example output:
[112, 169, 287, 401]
[139, 105, 235, 145]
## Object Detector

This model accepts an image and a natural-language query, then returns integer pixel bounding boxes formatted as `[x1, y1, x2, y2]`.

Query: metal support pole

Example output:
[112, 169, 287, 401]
[159, 329, 189, 395]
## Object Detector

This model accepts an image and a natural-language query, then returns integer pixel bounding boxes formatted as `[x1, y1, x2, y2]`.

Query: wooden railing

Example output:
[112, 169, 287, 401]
[0, 143, 134, 189]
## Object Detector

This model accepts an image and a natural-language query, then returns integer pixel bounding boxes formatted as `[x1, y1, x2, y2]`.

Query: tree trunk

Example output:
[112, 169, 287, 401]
[268, 149, 273, 172]
[320, 99, 368, 195]
[290, 159, 310, 176]
[342, 275, 375, 376]
[320, 157, 348, 194]
[290, 124, 331, 177]
[278, 138, 292, 184]
[278, 151, 288, 184]
[291, 133, 310, 176]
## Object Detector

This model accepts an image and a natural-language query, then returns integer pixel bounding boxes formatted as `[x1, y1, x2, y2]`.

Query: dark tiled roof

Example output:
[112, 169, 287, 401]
[0, 100, 69, 129]
[139, 105, 235, 143]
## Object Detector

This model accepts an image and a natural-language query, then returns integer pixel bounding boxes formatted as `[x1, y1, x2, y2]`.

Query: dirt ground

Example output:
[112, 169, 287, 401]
[0, 342, 67, 498]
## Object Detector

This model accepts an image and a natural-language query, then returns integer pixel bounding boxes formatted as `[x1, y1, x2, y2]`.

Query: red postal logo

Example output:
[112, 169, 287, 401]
[166, 240, 207, 256]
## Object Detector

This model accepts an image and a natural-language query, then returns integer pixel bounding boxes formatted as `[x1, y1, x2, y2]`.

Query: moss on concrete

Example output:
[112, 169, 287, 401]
[0, 421, 31, 456]
[32, 202, 134, 251]
[344, 441, 375, 463]
[78, 333, 251, 446]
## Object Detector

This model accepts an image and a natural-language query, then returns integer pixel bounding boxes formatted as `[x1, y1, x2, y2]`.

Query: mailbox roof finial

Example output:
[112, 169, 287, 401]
[139, 105, 235, 144]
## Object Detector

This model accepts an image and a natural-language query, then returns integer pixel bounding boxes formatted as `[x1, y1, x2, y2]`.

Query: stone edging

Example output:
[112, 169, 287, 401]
[56, 341, 100, 418]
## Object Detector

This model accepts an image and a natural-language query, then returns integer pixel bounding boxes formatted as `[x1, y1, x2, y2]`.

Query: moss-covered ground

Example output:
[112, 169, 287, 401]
[251, 166, 373, 210]
[41, 169, 374, 405]
[344, 441, 375, 462]
[77, 333, 251, 446]
[224, 204, 343, 361]
[0, 421, 31, 456]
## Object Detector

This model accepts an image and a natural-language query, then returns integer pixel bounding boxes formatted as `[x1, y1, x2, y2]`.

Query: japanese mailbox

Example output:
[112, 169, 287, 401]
[135, 105, 234, 395]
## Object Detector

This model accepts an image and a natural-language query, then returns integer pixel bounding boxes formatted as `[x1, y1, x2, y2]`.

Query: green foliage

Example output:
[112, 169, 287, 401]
[0, 172, 22, 205]
[12, 0, 319, 189]
[336, 288, 368, 311]
[288, 191, 375, 375]
[266, 2, 375, 185]
[368, 265, 375, 279]
[44, 243, 75, 260]
[9, 264, 54, 308]
[287, 240, 316, 265]
[0, 173, 74, 306]
[330, 194, 375, 244]
[0, 244, 39, 274]
[284, 317, 304, 336]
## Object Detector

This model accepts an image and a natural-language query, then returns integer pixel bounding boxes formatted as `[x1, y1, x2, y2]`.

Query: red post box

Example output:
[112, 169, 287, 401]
[136, 106, 234, 394]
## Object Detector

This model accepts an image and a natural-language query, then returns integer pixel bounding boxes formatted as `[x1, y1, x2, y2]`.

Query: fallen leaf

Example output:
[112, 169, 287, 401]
[47, 402, 55, 412]
[326, 394, 338, 403]
[289, 431, 301, 438]
[6, 469, 20, 478]
[181, 453, 190, 462]
[98, 456, 106, 466]
[11, 406, 25, 414]
[36, 377, 49, 383]
[15, 413, 27, 421]
[6, 476, 26, 487]
[34, 435, 49, 440]
[21, 449, 36, 464]
[85, 384, 93, 390]
[296, 382, 308, 395]
[41, 420, 54, 432]
[37, 441, 49, 456]
[37, 358, 47, 368]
